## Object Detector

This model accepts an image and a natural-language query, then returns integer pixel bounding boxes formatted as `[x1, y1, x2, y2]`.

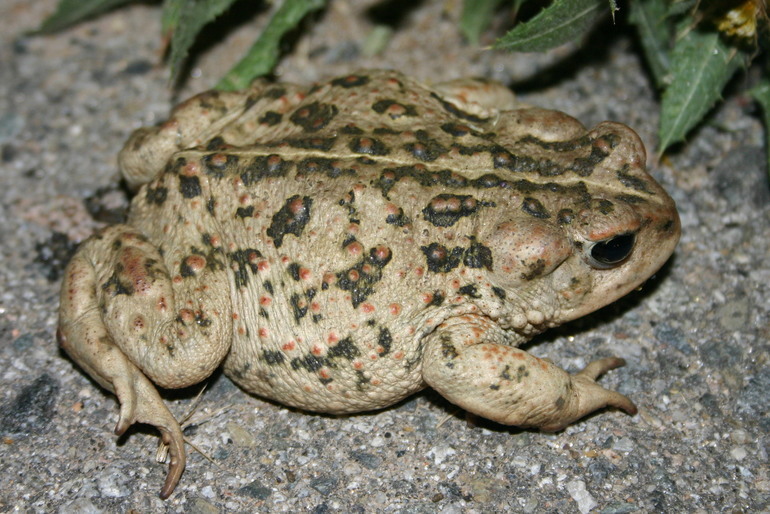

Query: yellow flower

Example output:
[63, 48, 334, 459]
[711, 0, 767, 41]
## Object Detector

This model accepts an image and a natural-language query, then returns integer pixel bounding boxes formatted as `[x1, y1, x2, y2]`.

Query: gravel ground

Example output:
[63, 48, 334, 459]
[1, 1, 768, 512]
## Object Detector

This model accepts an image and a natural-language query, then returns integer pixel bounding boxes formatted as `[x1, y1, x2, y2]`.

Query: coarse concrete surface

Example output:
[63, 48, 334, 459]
[0, 1, 767, 512]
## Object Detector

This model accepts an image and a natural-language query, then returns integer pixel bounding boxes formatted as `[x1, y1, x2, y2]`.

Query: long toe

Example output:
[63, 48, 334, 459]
[578, 357, 627, 380]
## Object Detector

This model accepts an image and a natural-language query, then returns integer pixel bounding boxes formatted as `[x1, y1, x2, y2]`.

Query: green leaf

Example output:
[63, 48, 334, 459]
[37, 0, 134, 33]
[167, 0, 239, 82]
[495, 0, 606, 52]
[217, 0, 327, 91]
[658, 28, 750, 152]
[666, 0, 697, 17]
[161, 0, 184, 36]
[460, 0, 507, 44]
[628, 0, 671, 88]
[750, 81, 770, 176]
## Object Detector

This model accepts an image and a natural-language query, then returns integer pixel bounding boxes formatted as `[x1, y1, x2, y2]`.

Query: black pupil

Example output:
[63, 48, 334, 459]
[591, 233, 635, 265]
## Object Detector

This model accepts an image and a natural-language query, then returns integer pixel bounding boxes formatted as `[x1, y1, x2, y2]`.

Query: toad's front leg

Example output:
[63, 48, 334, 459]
[58, 225, 233, 498]
[422, 315, 637, 431]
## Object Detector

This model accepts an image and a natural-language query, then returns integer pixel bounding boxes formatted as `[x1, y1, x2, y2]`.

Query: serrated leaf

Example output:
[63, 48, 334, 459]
[659, 28, 750, 152]
[460, 0, 507, 44]
[494, 0, 605, 52]
[217, 0, 327, 91]
[628, 0, 671, 87]
[37, 0, 134, 33]
[168, 0, 239, 82]
[750, 81, 770, 176]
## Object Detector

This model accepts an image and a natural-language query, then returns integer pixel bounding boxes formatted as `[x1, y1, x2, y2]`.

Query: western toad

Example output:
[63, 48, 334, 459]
[58, 70, 680, 497]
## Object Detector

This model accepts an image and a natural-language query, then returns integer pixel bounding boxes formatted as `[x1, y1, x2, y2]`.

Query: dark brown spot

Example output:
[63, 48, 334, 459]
[463, 240, 493, 270]
[235, 206, 254, 218]
[180, 255, 206, 277]
[422, 194, 492, 227]
[327, 337, 360, 360]
[341, 124, 364, 135]
[205, 136, 228, 151]
[287, 262, 301, 281]
[439, 333, 459, 360]
[331, 74, 370, 88]
[145, 187, 168, 205]
[179, 175, 201, 198]
[491, 145, 549, 174]
[258, 111, 282, 125]
[521, 197, 550, 219]
[101, 268, 133, 296]
[290, 354, 325, 372]
[385, 207, 410, 227]
[374, 166, 468, 198]
[349, 137, 389, 156]
[521, 259, 547, 281]
[335, 246, 393, 308]
[458, 283, 480, 298]
[440, 122, 474, 137]
[660, 218, 676, 233]
[266, 195, 313, 248]
[428, 290, 445, 306]
[297, 157, 355, 178]
[420, 243, 463, 273]
[371, 99, 418, 119]
[473, 174, 504, 188]
[377, 328, 393, 356]
[262, 350, 285, 365]
[570, 141, 610, 176]
[263, 86, 287, 99]
[616, 194, 647, 205]
[616, 164, 653, 194]
[290, 288, 316, 323]
[373, 127, 400, 135]
[202, 153, 238, 178]
[404, 132, 446, 162]
[228, 248, 263, 288]
[520, 134, 592, 152]
[421, 241, 493, 273]
[596, 199, 615, 215]
[240, 155, 290, 185]
[290, 102, 339, 132]
[286, 137, 336, 151]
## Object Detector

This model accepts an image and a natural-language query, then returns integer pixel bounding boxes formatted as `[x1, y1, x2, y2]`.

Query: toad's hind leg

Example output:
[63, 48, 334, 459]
[58, 225, 233, 498]
[422, 316, 637, 431]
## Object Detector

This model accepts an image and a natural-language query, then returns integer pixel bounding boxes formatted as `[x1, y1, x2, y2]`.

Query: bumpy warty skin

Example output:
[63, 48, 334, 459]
[58, 70, 680, 498]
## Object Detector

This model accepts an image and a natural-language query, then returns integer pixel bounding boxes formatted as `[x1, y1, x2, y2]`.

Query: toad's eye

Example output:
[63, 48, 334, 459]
[585, 233, 636, 269]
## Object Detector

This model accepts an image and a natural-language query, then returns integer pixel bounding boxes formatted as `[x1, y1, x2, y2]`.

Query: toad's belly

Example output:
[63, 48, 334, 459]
[221, 322, 429, 413]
